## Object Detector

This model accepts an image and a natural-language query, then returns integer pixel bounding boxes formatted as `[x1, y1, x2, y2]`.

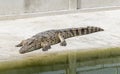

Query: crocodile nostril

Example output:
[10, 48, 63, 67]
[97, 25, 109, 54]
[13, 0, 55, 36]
[19, 48, 26, 54]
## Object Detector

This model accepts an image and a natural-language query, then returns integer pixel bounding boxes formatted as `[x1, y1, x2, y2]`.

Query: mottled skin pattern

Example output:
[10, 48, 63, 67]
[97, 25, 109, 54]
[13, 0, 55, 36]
[16, 26, 104, 54]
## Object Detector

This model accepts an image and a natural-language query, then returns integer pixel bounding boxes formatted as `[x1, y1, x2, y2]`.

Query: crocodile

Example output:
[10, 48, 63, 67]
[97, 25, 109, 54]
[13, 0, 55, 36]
[16, 26, 104, 54]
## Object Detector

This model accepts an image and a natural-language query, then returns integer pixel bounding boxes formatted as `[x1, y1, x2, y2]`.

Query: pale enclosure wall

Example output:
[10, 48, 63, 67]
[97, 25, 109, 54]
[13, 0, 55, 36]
[0, 0, 120, 15]
[24, 0, 69, 13]
[78, 0, 120, 9]
[0, 0, 24, 15]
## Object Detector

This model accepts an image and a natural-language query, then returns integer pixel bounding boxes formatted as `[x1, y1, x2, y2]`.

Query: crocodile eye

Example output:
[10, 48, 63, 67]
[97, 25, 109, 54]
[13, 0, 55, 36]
[28, 41, 33, 45]
[27, 39, 34, 45]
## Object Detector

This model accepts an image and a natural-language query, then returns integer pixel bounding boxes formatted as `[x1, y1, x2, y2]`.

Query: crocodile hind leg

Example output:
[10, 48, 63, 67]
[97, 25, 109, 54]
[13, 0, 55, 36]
[41, 42, 51, 51]
[58, 33, 67, 46]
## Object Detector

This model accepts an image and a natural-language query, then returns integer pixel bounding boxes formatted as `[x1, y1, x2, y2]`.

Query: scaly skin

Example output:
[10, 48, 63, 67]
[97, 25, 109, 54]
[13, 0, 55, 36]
[16, 26, 104, 54]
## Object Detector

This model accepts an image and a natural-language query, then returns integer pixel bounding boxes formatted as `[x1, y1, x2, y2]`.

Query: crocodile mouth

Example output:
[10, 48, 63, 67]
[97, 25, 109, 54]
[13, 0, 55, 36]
[19, 46, 36, 54]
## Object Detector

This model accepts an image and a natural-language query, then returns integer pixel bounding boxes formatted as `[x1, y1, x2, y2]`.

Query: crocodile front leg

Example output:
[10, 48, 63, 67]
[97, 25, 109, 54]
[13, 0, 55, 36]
[41, 41, 51, 51]
[58, 33, 67, 46]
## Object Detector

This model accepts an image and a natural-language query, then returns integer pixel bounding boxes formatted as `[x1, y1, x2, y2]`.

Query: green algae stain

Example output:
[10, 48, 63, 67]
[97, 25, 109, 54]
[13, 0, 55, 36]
[0, 47, 120, 73]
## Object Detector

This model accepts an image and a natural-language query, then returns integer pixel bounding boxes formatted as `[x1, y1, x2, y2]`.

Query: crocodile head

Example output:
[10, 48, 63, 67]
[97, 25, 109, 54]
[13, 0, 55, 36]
[16, 38, 41, 54]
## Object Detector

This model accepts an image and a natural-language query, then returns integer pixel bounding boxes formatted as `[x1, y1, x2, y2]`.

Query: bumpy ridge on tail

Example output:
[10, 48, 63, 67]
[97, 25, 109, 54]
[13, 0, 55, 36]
[61, 26, 104, 38]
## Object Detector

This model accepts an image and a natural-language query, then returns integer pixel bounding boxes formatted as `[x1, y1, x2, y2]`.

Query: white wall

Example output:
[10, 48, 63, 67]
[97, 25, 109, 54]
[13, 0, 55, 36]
[0, 0, 120, 15]
[24, 0, 69, 13]
[78, 0, 120, 9]
[0, 0, 24, 15]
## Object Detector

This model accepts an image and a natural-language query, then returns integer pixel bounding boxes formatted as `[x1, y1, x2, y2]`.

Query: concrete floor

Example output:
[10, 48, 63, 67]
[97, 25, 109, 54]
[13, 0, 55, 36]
[0, 9, 120, 61]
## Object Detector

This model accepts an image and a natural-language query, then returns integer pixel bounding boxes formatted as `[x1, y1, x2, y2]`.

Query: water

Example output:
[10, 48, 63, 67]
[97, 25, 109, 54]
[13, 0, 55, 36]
[78, 68, 116, 74]
[1, 63, 120, 74]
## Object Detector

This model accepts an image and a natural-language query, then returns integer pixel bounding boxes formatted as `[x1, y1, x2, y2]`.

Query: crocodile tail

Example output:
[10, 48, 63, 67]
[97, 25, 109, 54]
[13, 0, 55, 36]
[61, 26, 104, 38]
[78, 26, 104, 35]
